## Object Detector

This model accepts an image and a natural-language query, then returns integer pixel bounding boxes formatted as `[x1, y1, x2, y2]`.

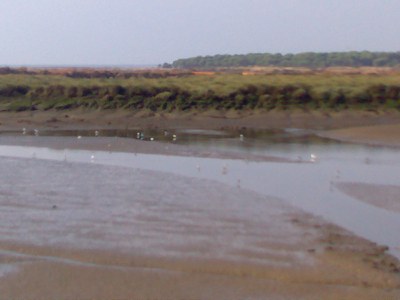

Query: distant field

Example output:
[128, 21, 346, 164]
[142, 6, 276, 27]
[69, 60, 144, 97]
[1, 67, 400, 112]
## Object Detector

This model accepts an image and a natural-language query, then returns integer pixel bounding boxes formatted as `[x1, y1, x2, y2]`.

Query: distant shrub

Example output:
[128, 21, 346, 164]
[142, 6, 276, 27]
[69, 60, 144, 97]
[45, 85, 65, 97]
[0, 85, 29, 97]
[65, 86, 78, 98]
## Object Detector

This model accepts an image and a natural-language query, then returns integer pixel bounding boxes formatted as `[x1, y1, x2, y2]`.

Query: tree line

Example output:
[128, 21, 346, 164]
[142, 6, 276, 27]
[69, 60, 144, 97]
[0, 67, 191, 78]
[166, 52, 400, 69]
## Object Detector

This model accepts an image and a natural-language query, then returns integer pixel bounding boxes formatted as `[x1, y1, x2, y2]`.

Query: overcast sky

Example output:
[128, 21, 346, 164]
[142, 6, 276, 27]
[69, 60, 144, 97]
[1, 0, 399, 66]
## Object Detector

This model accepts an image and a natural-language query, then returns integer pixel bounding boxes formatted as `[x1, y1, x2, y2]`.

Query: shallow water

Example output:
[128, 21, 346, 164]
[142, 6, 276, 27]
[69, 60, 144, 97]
[0, 130, 399, 261]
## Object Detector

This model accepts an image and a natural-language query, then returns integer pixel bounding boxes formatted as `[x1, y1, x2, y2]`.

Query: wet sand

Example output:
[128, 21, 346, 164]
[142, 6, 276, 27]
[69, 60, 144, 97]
[0, 242, 399, 300]
[322, 123, 400, 147]
[0, 206, 399, 299]
[336, 182, 400, 213]
[0, 110, 400, 299]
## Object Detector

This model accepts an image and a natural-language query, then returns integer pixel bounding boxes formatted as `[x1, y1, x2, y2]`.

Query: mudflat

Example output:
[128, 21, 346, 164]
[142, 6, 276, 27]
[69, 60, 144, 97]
[0, 109, 399, 299]
[0, 161, 399, 299]
[0, 240, 399, 300]
[1, 109, 400, 131]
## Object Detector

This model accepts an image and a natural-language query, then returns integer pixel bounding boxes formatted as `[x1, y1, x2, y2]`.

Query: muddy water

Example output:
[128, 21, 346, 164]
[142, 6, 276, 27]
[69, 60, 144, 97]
[0, 131, 400, 262]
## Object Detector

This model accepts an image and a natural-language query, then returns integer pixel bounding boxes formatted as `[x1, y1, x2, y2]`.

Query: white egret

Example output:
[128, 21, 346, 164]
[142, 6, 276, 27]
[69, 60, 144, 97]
[310, 153, 317, 163]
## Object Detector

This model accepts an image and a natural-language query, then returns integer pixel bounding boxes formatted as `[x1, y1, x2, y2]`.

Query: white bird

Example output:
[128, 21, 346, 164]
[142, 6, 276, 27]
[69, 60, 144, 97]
[172, 134, 177, 141]
[239, 134, 244, 141]
[90, 154, 95, 163]
[22, 128, 26, 135]
[310, 153, 317, 163]
[150, 137, 154, 141]
[34, 129, 39, 136]
[94, 130, 99, 137]
[77, 135, 82, 139]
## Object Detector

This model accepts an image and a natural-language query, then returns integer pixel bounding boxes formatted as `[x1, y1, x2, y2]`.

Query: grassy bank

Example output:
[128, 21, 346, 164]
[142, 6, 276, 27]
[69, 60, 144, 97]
[1, 71, 400, 112]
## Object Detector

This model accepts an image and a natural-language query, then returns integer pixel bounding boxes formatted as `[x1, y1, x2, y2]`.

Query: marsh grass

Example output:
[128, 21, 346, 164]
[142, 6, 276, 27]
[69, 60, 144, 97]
[1, 73, 400, 112]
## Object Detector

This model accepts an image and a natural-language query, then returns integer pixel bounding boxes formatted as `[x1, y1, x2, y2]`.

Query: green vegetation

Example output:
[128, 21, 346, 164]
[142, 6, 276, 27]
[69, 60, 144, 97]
[168, 51, 400, 69]
[1, 71, 400, 112]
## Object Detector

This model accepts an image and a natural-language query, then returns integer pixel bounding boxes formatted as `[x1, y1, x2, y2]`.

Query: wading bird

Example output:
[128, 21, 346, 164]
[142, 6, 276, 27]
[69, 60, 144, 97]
[310, 153, 317, 163]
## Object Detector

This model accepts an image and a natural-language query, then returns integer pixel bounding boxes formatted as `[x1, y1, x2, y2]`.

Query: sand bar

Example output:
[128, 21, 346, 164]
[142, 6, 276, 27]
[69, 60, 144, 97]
[336, 182, 400, 213]
[322, 123, 400, 147]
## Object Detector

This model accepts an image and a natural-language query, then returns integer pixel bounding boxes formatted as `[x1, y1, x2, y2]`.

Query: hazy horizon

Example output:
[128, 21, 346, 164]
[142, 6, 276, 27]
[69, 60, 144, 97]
[1, 0, 399, 66]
